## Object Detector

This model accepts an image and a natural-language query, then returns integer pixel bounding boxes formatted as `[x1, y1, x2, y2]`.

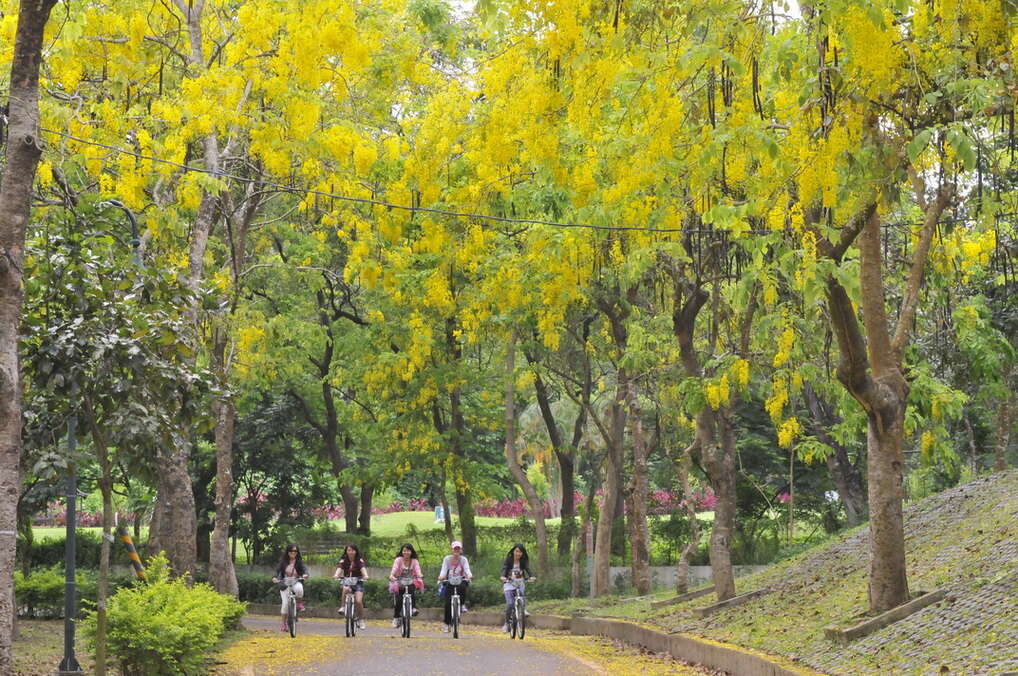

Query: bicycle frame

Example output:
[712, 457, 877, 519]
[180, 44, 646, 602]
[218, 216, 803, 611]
[448, 576, 463, 639]
[280, 577, 300, 638]
[397, 576, 414, 639]
[342, 577, 359, 637]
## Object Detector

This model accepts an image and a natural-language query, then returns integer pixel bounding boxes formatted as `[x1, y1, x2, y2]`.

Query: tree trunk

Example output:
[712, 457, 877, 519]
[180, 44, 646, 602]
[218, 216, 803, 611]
[804, 385, 867, 526]
[626, 386, 651, 595]
[340, 485, 359, 534]
[446, 319, 477, 555]
[504, 332, 549, 571]
[0, 0, 59, 668]
[358, 483, 374, 535]
[702, 411, 737, 600]
[592, 445, 621, 596]
[995, 396, 1013, 472]
[672, 278, 737, 601]
[675, 443, 700, 594]
[438, 473, 454, 542]
[209, 388, 239, 596]
[155, 444, 198, 578]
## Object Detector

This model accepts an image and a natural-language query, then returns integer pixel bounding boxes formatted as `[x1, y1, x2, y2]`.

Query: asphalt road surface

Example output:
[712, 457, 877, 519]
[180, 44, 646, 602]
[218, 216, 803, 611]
[238, 615, 600, 675]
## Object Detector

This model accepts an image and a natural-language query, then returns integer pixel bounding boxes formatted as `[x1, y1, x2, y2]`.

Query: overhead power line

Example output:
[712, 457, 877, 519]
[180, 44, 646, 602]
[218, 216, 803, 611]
[39, 128, 1016, 236]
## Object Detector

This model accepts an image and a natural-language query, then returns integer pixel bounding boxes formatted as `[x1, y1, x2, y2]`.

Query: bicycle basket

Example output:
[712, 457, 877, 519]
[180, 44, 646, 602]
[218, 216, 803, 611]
[398, 576, 414, 587]
[448, 573, 463, 585]
[342, 577, 359, 587]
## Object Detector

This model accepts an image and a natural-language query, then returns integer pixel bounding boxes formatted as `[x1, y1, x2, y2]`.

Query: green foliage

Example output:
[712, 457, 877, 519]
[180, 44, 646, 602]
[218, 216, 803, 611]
[17, 531, 147, 570]
[81, 555, 246, 676]
[14, 566, 137, 618]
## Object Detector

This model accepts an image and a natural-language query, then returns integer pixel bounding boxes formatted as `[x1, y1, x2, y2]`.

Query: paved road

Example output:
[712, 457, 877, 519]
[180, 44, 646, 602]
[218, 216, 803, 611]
[238, 615, 599, 675]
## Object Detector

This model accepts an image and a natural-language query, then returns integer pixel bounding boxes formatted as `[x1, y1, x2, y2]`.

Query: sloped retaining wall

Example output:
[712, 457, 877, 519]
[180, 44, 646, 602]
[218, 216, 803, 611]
[248, 604, 815, 674]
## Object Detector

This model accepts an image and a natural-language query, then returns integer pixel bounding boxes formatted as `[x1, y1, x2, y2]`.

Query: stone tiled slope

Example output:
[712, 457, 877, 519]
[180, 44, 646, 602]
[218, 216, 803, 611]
[597, 471, 1018, 675]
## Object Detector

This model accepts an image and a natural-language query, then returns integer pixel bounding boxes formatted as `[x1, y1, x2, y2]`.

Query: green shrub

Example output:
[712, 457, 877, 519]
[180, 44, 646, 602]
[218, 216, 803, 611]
[17, 531, 149, 570]
[82, 556, 245, 676]
[15, 566, 139, 618]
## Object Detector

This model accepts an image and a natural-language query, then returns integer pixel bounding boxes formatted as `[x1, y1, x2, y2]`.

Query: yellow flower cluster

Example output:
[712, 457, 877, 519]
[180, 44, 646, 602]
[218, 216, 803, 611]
[777, 417, 802, 448]
[766, 375, 789, 423]
[839, 6, 903, 99]
[772, 324, 795, 368]
[705, 374, 732, 411]
[730, 358, 750, 391]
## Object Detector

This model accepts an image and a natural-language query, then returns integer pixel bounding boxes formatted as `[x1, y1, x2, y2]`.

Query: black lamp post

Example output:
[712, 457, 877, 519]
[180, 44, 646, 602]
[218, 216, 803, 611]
[58, 200, 141, 675]
[57, 406, 83, 676]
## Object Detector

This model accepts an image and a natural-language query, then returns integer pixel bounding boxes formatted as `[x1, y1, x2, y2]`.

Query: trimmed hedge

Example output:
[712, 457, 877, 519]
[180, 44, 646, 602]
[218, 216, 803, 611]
[15, 566, 140, 618]
[17, 531, 146, 570]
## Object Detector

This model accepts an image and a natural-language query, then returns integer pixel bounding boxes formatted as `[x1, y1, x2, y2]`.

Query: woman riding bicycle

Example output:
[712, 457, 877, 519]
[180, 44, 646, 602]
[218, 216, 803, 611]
[333, 544, 369, 630]
[272, 544, 309, 632]
[388, 543, 424, 627]
[438, 540, 473, 633]
[500, 543, 535, 633]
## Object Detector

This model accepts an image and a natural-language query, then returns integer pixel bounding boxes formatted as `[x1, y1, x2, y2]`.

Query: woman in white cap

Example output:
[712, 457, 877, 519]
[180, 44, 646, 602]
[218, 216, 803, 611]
[437, 540, 473, 632]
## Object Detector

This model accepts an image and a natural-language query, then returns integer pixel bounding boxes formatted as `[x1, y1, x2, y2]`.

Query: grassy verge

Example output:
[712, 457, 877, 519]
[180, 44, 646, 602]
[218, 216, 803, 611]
[13, 620, 93, 676]
[528, 471, 1018, 676]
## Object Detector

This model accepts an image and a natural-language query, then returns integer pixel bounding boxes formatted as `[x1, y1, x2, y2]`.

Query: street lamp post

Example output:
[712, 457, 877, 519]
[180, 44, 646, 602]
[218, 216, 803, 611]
[57, 410, 83, 675]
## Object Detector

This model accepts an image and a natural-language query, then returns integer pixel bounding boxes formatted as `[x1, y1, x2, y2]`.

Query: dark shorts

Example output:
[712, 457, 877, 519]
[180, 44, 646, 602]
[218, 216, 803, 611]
[342, 581, 365, 593]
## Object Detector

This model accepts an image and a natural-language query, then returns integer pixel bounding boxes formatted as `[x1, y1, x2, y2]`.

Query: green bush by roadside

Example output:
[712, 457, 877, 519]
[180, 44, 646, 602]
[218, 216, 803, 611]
[15, 566, 138, 618]
[81, 556, 245, 676]
[17, 531, 146, 570]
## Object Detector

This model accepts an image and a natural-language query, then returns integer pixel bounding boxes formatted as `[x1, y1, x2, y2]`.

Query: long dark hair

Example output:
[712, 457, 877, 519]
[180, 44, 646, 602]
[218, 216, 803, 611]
[339, 543, 363, 571]
[396, 543, 418, 560]
[278, 543, 303, 570]
[503, 543, 530, 570]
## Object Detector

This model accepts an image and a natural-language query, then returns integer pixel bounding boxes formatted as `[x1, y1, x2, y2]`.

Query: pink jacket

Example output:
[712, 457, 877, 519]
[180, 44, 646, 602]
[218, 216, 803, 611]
[388, 557, 424, 593]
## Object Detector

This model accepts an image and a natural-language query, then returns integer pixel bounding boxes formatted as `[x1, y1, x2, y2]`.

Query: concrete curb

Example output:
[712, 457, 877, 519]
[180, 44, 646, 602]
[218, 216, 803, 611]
[571, 616, 816, 676]
[247, 604, 817, 675]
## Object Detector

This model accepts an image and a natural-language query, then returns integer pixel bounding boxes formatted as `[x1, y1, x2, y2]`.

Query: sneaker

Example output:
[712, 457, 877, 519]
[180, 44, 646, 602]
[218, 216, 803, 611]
[502, 623, 509, 633]
[442, 624, 450, 633]
[524, 610, 531, 617]
[461, 605, 469, 613]
[338, 606, 345, 615]
[412, 608, 419, 616]
[392, 617, 400, 628]
[358, 619, 366, 630]
[280, 623, 288, 632]
[296, 602, 305, 612]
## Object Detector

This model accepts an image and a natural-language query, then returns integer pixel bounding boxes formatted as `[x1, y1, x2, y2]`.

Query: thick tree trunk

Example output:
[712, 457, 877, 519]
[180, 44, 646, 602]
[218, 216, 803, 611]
[155, 446, 198, 577]
[358, 483, 374, 535]
[626, 387, 651, 595]
[209, 391, 239, 596]
[675, 443, 700, 594]
[340, 485, 359, 534]
[0, 2, 60, 667]
[702, 412, 737, 600]
[866, 396, 910, 611]
[504, 332, 549, 571]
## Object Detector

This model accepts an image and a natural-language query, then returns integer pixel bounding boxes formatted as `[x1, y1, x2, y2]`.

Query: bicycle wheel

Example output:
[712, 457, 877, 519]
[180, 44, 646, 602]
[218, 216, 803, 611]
[402, 593, 412, 638]
[514, 596, 524, 639]
[451, 594, 460, 639]
[287, 596, 297, 638]
[518, 597, 526, 640]
[345, 595, 355, 637]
